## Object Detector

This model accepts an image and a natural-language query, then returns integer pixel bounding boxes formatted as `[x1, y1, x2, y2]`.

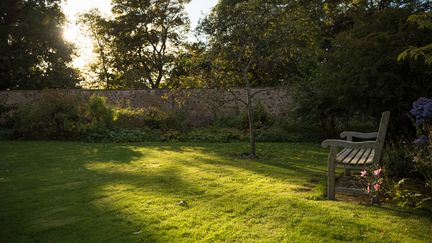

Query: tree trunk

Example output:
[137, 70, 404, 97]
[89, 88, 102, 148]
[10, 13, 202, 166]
[244, 66, 256, 157]
[247, 87, 256, 157]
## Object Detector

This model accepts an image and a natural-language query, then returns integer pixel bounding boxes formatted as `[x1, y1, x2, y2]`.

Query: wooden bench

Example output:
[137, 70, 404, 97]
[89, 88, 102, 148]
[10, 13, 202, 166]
[321, 111, 390, 200]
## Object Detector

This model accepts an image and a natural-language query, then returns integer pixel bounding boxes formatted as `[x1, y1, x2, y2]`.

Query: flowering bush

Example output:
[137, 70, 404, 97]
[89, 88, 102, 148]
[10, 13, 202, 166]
[382, 97, 432, 209]
[357, 165, 384, 203]
[410, 97, 432, 188]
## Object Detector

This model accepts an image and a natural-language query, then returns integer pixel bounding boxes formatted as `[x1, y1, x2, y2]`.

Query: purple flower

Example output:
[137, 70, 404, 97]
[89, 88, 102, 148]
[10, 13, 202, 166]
[423, 101, 432, 118]
[411, 97, 432, 125]
[411, 97, 429, 116]
[416, 118, 426, 125]
[414, 135, 429, 146]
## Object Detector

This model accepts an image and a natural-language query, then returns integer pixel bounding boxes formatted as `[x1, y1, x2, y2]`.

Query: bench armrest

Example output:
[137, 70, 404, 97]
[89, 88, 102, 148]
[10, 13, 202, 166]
[321, 139, 376, 149]
[340, 131, 378, 140]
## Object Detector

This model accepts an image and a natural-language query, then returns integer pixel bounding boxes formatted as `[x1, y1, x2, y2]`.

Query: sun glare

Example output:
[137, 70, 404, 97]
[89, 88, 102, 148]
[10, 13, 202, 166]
[61, 0, 112, 69]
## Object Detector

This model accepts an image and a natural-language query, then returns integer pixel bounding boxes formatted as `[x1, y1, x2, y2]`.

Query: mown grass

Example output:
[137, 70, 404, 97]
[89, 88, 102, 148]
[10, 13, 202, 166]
[0, 141, 431, 242]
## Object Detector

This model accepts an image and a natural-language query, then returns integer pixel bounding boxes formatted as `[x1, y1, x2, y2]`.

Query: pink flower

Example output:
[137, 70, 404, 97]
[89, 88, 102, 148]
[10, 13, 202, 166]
[367, 184, 371, 193]
[360, 170, 368, 177]
[374, 183, 380, 191]
[373, 168, 382, 176]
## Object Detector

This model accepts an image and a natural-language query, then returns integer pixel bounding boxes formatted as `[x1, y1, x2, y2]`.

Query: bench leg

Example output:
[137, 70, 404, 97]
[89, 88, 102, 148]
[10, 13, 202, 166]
[327, 147, 336, 200]
[344, 168, 351, 177]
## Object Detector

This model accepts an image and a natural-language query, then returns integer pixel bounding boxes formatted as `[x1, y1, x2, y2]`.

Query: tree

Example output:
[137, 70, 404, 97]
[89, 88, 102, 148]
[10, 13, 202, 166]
[109, 0, 190, 89]
[80, 0, 190, 89]
[293, 5, 432, 136]
[199, 0, 321, 156]
[78, 9, 117, 89]
[166, 42, 212, 88]
[0, 0, 80, 90]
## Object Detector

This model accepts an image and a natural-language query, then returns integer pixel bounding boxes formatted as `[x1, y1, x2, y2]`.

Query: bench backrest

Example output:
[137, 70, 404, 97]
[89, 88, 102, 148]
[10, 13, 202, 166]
[372, 111, 390, 164]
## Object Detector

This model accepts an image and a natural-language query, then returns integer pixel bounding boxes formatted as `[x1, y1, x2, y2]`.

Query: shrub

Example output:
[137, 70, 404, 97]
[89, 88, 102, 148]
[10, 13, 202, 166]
[380, 97, 432, 210]
[86, 128, 160, 143]
[13, 91, 83, 139]
[114, 108, 147, 129]
[160, 130, 184, 142]
[0, 103, 15, 129]
[279, 120, 328, 142]
[185, 127, 247, 143]
[79, 95, 114, 134]
[386, 178, 432, 211]
[256, 126, 293, 142]
[142, 107, 168, 129]
[114, 107, 171, 130]
[382, 140, 416, 178]
[0, 128, 13, 140]
[212, 114, 243, 128]
[241, 102, 273, 129]
[161, 109, 191, 132]
[409, 141, 432, 188]
[254, 119, 331, 143]
[13, 91, 114, 139]
[409, 97, 432, 188]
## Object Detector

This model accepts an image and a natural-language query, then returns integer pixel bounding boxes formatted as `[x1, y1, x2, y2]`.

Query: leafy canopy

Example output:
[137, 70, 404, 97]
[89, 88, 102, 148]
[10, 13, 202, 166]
[197, 0, 321, 88]
[79, 0, 190, 89]
[0, 0, 80, 90]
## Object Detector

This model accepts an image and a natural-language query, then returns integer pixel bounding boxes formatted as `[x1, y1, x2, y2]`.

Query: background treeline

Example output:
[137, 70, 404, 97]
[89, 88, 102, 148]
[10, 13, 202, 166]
[1, 0, 432, 137]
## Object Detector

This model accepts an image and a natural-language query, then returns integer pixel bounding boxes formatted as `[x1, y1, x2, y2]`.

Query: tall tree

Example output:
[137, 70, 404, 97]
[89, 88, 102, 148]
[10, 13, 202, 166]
[0, 0, 79, 90]
[110, 0, 190, 89]
[78, 9, 117, 89]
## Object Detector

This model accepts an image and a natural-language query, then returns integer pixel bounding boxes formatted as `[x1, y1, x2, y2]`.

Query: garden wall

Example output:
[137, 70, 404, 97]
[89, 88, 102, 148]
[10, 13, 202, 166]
[0, 88, 292, 124]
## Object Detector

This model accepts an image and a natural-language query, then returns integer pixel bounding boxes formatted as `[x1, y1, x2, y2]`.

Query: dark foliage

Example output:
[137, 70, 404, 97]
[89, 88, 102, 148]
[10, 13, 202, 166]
[0, 0, 80, 89]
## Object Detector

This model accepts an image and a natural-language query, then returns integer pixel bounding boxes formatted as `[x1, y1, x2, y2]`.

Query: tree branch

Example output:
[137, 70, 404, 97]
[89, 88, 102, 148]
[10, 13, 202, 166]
[251, 87, 272, 98]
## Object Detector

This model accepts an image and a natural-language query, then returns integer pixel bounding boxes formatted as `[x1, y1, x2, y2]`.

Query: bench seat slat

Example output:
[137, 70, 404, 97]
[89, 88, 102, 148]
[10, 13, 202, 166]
[350, 148, 366, 165]
[357, 148, 372, 165]
[365, 149, 375, 164]
[336, 148, 353, 162]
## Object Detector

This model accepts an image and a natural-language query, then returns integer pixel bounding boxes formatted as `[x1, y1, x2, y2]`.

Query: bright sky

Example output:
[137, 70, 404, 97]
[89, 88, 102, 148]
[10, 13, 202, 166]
[62, 0, 218, 69]
[185, 0, 218, 30]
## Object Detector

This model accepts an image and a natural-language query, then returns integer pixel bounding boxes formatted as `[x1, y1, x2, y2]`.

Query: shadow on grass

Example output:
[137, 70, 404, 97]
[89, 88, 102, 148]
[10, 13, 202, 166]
[0, 142, 156, 241]
[144, 142, 328, 182]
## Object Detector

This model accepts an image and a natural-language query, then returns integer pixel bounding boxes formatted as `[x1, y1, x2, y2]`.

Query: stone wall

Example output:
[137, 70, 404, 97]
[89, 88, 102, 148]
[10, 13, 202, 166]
[0, 88, 292, 124]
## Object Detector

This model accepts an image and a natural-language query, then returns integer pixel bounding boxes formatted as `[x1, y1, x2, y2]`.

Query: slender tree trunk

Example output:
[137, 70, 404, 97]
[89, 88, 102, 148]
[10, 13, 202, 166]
[243, 60, 256, 157]
[246, 83, 256, 157]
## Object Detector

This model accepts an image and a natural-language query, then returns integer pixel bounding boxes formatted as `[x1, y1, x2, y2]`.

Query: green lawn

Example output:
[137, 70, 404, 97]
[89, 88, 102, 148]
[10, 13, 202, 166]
[0, 141, 431, 242]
